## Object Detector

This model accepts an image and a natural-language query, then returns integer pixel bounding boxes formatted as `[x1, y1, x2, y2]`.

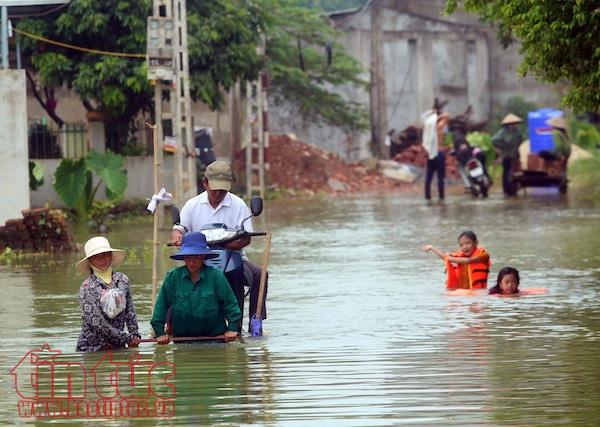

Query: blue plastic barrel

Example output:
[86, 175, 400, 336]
[528, 108, 563, 152]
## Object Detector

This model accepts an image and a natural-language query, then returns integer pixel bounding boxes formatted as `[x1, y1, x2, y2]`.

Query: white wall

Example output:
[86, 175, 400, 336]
[0, 70, 30, 224]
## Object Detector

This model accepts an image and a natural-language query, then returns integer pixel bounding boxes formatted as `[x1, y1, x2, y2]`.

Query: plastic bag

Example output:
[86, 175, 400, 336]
[100, 288, 126, 319]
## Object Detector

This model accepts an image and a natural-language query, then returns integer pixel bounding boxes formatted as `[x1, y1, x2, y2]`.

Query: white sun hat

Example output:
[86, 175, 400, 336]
[75, 236, 126, 275]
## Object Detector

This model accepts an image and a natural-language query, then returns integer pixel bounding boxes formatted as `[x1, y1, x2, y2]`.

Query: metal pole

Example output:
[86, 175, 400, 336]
[16, 37, 21, 69]
[147, 120, 160, 312]
[1, 6, 8, 69]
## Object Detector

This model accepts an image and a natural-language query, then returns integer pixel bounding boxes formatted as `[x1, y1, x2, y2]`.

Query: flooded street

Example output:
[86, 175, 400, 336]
[1, 192, 600, 425]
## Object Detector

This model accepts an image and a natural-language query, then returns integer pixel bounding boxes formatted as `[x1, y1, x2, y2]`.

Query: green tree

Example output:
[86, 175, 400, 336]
[260, 0, 368, 130]
[18, 0, 153, 151]
[444, 1, 600, 112]
[19, 0, 367, 151]
[18, 0, 263, 151]
[187, 1, 264, 110]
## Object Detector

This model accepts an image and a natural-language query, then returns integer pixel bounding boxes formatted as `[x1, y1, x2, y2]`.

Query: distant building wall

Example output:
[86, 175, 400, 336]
[268, 0, 560, 159]
[398, 0, 561, 108]
[0, 70, 30, 224]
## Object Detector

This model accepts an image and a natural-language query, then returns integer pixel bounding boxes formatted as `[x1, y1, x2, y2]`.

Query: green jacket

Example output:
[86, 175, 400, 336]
[151, 265, 241, 337]
[492, 126, 523, 159]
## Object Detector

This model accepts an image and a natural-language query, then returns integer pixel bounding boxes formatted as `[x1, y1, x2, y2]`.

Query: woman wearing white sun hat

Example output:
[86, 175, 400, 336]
[75, 236, 140, 352]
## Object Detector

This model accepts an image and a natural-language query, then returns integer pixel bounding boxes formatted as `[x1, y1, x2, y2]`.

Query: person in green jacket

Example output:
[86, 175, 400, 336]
[492, 113, 524, 196]
[544, 116, 571, 160]
[151, 232, 242, 344]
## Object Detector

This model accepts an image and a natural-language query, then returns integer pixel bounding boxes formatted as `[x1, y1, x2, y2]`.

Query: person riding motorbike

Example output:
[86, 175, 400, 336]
[169, 161, 268, 333]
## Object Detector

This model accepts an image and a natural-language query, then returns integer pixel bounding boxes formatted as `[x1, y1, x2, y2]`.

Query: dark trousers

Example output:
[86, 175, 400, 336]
[244, 260, 268, 322]
[425, 152, 446, 200]
[501, 157, 514, 195]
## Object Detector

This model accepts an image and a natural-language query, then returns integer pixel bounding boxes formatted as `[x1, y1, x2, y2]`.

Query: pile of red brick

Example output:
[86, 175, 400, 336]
[235, 134, 414, 195]
[0, 208, 75, 252]
[392, 145, 460, 179]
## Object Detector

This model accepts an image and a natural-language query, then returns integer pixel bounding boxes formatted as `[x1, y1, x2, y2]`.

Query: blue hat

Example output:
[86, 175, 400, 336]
[170, 232, 218, 260]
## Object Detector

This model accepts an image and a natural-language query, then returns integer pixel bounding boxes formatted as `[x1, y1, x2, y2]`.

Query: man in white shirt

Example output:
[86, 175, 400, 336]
[421, 98, 449, 203]
[169, 161, 268, 333]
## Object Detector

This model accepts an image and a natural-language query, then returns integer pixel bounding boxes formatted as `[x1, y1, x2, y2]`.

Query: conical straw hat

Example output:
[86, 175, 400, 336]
[546, 115, 567, 130]
[75, 236, 126, 275]
[501, 113, 522, 125]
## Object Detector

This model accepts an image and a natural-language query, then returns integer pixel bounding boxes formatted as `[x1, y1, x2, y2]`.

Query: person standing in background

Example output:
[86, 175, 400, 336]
[492, 113, 524, 196]
[422, 99, 450, 204]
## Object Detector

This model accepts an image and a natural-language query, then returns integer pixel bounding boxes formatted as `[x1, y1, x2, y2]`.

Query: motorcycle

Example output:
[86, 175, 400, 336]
[170, 196, 267, 335]
[454, 146, 491, 198]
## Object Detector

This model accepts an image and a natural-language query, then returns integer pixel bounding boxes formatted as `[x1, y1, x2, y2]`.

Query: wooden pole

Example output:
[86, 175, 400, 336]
[254, 232, 272, 320]
[370, 0, 388, 159]
[147, 121, 160, 311]
[140, 335, 225, 343]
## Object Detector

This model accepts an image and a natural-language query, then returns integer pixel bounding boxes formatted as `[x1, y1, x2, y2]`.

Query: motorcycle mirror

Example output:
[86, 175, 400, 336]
[240, 197, 263, 231]
[250, 196, 263, 217]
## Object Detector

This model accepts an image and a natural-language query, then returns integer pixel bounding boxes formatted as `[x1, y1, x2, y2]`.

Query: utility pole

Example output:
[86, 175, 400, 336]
[147, 0, 196, 211]
[1, 5, 8, 69]
[370, 0, 388, 159]
[245, 36, 268, 199]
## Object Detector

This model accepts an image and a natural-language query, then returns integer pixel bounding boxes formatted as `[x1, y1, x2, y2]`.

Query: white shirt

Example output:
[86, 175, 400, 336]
[175, 191, 253, 233]
[421, 109, 439, 160]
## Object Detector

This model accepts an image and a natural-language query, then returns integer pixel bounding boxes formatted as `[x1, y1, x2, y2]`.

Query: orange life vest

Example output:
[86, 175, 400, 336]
[445, 247, 490, 289]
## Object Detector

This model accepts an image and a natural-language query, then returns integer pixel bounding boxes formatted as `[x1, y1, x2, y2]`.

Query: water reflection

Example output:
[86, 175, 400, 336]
[0, 192, 599, 425]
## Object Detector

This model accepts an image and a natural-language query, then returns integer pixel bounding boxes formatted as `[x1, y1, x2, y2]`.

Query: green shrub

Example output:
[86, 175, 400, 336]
[29, 161, 44, 191]
[570, 120, 600, 151]
[53, 150, 127, 222]
[569, 150, 600, 201]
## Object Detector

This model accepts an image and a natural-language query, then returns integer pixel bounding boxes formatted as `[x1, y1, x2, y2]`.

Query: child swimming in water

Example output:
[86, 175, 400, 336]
[488, 267, 520, 295]
[422, 230, 491, 289]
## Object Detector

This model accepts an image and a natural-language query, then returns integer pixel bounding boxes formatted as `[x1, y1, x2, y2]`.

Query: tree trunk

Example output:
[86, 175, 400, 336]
[26, 70, 64, 128]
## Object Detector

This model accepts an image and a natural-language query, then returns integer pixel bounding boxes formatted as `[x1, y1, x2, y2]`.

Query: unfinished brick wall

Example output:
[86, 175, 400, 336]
[0, 208, 75, 252]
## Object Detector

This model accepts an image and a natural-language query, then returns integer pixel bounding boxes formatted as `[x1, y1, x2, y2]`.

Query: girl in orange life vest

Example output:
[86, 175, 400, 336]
[488, 267, 520, 296]
[422, 230, 491, 289]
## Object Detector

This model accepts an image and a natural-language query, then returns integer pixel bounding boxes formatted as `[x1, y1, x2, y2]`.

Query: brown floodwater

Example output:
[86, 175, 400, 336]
[1, 190, 599, 425]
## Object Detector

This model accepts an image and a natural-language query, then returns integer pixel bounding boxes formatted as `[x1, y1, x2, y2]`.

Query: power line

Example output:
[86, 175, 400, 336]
[13, 27, 146, 58]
